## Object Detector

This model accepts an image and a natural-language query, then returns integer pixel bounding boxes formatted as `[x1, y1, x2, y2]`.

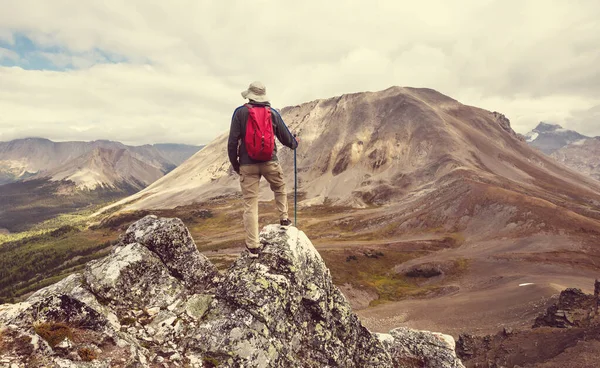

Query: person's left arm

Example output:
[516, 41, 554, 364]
[227, 107, 244, 173]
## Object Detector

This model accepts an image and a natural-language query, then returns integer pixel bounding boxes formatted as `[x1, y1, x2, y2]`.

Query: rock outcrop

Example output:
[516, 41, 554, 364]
[0, 216, 464, 367]
[533, 288, 597, 329]
[456, 282, 600, 367]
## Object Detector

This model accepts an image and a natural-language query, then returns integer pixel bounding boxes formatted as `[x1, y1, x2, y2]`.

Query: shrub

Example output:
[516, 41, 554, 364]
[33, 322, 73, 348]
[78, 347, 98, 361]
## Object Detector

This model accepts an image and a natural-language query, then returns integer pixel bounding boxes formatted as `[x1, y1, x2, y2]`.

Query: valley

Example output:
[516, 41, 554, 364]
[1, 87, 599, 366]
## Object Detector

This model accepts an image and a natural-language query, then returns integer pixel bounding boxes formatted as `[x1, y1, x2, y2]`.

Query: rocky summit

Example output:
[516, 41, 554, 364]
[0, 216, 464, 367]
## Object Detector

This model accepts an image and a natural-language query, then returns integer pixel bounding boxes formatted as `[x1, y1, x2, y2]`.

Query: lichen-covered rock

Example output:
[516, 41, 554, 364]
[0, 215, 464, 368]
[187, 225, 392, 367]
[15, 295, 108, 331]
[84, 242, 186, 310]
[533, 288, 596, 328]
[122, 215, 218, 292]
[27, 274, 120, 330]
[377, 328, 465, 368]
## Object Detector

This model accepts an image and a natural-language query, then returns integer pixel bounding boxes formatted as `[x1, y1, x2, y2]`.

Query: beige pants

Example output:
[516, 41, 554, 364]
[240, 161, 289, 249]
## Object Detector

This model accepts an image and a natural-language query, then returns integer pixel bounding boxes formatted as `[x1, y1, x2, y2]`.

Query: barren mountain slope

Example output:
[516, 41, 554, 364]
[153, 143, 205, 166]
[38, 147, 165, 190]
[0, 138, 202, 186]
[104, 86, 600, 229]
[551, 137, 600, 181]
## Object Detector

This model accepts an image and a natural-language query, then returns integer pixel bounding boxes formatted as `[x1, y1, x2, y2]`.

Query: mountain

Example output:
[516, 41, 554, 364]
[550, 137, 600, 181]
[0, 138, 203, 187]
[104, 87, 600, 219]
[153, 143, 206, 167]
[36, 147, 165, 191]
[96, 87, 600, 341]
[523, 123, 600, 182]
[0, 138, 203, 232]
[524, 122, 587, 154]
[0, 216, 465, 367]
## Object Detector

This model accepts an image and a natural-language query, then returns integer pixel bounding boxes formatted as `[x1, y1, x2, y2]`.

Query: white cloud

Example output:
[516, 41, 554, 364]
[0, 47, 18, 62]
[0, 0, 599, 144]
[36, 51, 110, 69]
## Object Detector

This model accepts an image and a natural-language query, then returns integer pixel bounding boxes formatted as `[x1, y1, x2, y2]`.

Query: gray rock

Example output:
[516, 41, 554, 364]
[84, 242, 186, 310]
[122, 215, 218, 292]
[0, 215, 464, 368]
[378, 328, 465, 368]
[187, 224, 392, 367]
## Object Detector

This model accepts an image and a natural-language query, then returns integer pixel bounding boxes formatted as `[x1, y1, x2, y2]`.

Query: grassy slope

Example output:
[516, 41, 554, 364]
[0, 179, 139, 233]
[0, 207, 120, 304]
[0, 198, 470, 306]
[0, 227, 118, 303]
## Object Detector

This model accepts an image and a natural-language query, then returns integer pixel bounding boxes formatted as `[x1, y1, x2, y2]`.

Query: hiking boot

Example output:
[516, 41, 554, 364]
[280, 218, 293, 227]
[247, 247, 261, 258]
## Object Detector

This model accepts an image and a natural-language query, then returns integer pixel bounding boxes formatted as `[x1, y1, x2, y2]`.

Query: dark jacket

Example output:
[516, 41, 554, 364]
[228, 101, 298, 172]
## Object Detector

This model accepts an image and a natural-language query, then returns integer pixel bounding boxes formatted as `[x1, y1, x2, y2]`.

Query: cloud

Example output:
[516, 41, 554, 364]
[0, 47, 19, 62]
[0, 0, 599, 144]
[565, 104, 600, 137]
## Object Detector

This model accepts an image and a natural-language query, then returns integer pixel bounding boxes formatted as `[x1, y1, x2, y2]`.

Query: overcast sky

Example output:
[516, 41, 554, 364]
[0, 0, 599, 145]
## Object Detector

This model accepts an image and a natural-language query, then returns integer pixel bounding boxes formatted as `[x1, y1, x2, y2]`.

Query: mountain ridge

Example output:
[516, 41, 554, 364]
[101, 86, 600, 220]
[524, 122, 600, 182]
[524, 122, 587, 154]
[0, 138, 203, 187]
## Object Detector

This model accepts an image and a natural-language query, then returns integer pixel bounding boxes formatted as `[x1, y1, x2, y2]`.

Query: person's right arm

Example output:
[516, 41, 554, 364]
[271, 109, 298, 149]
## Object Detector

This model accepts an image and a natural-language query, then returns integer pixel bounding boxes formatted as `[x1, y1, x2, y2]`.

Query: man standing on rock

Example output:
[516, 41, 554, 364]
[228, 81, 298, 257]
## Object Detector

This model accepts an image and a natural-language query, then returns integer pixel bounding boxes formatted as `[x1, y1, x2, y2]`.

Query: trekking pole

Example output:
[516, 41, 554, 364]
[294, 134, 298, 227]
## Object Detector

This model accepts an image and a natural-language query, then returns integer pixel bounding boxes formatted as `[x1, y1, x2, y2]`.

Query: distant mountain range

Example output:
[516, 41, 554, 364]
[524, 122, 587, 154]
[525, 123, 600, 181]
[0, 138, 203, 189]
[0, 138, 203, 232]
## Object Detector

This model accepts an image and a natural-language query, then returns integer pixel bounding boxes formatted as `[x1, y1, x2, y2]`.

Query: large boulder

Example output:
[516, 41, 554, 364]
[0, 215, 464, 368]
[187, 225, 391, 367]
[122, 216, 218, 292]
[84, 242, 186, 310]
[533, 288, 597, 328]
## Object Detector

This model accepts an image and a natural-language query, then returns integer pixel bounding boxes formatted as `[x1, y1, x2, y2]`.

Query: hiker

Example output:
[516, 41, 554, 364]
[227, 81, 299, 257]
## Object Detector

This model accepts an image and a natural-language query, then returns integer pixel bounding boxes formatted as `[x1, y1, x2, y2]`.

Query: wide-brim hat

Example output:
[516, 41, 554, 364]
[241, 81, 269, 102]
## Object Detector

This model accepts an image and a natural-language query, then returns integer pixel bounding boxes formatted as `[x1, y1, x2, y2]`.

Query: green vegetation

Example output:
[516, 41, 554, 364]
[321, 248, 470, 306]
[0, 206, 105, 245]
[0, 179, 136, 233]
[0, 203, 118, 304]
[321, 248, 427, 306]
[0, 227, 117, 303]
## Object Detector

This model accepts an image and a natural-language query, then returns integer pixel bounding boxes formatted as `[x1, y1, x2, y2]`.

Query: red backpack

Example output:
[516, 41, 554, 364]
[244, 104, 275, 161]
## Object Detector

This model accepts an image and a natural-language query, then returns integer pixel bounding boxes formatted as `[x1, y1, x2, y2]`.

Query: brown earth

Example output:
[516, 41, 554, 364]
[455, 285, 600, 368]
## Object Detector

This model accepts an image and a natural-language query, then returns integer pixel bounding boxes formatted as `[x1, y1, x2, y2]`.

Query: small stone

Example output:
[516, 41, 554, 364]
[167, 300, 181, 311]
[68, 351, 81, 361]
[170, 352, 182, 361]
[147, 307, 161, 316]
[56, 338, 72, 349]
